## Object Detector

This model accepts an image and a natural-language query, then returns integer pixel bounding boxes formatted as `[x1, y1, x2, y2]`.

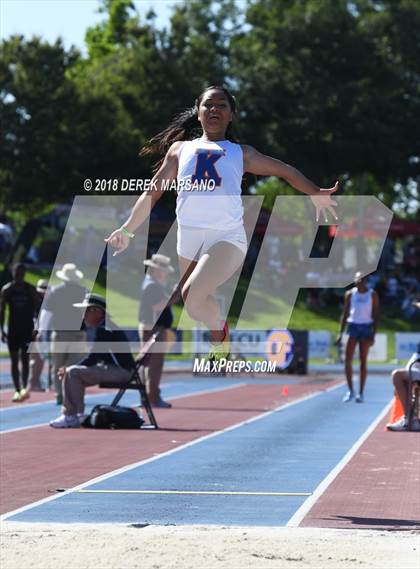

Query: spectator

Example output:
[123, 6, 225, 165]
[28, 279, 49, 391]
[402, 269, 418, 296]
[378, 236, 395, 272]
[386, 271, 400, 304]
[401, 277, 419, 320]
[337, 272, 380, 403]
[366, 273, 380, 290]
[0, 263, 40, 401]
[49, 294, 135, 428]
[403, 238, 419, 271]
[386, 341, 420, 432]
[0, 222, 14, 262]
[139, 254, 174, 408]
[38, 263, 87, 404]
[374, 274, 388, 302]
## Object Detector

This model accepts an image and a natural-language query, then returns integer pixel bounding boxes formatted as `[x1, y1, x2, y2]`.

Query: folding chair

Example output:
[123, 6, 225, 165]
[407, 356, 420, 432]
[99, 332, 159, 429]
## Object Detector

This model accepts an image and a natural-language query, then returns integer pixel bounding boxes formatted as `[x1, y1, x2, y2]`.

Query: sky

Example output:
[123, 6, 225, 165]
[0, 0, 180, 52]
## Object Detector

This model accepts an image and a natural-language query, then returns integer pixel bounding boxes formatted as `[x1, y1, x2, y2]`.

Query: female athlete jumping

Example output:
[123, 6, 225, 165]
[105, 86, 339, 360]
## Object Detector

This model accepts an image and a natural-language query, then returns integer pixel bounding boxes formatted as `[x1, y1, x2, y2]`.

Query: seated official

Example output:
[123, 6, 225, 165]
[386, 342, 420, 432]
[49, 294, 135, 428]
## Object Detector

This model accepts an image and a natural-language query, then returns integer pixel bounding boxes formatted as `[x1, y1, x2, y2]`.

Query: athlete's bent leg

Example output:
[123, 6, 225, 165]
[181, 241, 245, 343]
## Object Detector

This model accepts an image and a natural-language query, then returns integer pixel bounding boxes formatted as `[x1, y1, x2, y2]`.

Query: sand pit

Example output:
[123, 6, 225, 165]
[1, 522, 418, 568]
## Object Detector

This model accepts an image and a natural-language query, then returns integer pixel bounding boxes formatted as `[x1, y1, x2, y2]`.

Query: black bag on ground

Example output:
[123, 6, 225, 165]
[82, 405, 144, 429]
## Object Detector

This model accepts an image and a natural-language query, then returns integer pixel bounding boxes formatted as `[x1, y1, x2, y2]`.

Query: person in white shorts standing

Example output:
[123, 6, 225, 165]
[106, 85, 340, 361]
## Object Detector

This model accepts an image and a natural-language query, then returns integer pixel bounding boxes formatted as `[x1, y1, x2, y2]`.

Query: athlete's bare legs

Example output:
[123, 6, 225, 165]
[344, 336, 358, 392]
[179, 242, 245, 343]
[391, 369, 410, 416]
[358, 339, 371, 396]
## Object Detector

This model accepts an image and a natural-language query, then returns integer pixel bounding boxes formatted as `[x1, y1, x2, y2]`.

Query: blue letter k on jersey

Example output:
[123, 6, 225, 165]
[192, 150, 224, 186]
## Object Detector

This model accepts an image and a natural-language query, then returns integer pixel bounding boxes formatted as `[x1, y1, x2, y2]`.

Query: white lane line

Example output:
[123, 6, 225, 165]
[76, 490, 312, 497]
[0, 382, 343, 521]
[0, 391, 116, 412]
[286, 400, 392, 528]
[0, 381, 242, 413]
[0, 383, 246, 435]
[0, 423, 50, 434]
[1, 398, 58, 411]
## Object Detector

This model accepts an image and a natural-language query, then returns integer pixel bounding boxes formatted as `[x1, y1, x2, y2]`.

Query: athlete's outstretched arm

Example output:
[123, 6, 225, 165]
[242, 145, 339, 221]
[105, 141, 183, 255]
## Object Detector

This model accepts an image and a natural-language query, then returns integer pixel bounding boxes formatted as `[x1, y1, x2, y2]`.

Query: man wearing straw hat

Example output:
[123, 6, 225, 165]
[50, 293, 134, 428]
[39, 263, 87, 404]
[139, 254, 174, 408]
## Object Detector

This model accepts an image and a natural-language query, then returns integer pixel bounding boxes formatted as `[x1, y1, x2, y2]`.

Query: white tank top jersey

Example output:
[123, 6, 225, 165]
[347, 287, 373, 324]
[176, 138, 244, 230]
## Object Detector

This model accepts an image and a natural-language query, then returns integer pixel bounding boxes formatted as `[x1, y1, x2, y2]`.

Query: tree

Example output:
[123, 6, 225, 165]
[165, 0, 241, 92]
[1, 0, 418, 218]
[72, 0, 244, 195]
[72, 0, 181, 185]
[229, 0, 419, 210]
[85, 0, 138, 58]
[0, 36, 81, 214]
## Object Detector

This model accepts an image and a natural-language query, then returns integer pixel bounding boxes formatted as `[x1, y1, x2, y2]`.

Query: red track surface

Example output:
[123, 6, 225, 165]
[301, 417, 420, 530]
[0, 387, 101, 408]
[1, 379, 336, 515]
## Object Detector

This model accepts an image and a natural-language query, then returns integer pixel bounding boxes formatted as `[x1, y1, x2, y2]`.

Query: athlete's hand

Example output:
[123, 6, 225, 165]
[1, 331, 7, 343]
[104, 228, 130, 257]
[310, 181, 340, 222]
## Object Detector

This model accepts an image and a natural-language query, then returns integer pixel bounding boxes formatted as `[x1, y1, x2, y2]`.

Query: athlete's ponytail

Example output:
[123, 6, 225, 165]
[140, 85, 239, 172]
[139, 107, 201, 168]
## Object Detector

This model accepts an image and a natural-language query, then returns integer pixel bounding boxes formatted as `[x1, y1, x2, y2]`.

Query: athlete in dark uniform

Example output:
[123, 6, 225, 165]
[0, 263, 40, 401]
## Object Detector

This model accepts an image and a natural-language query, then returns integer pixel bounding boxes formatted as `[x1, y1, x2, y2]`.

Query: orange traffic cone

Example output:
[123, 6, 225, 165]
[282, 385, 289, 396]
[385, 394, 405, 430]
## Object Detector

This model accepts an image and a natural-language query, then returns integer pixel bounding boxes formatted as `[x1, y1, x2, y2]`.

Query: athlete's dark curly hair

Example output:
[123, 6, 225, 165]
[140, 86, 239, 172]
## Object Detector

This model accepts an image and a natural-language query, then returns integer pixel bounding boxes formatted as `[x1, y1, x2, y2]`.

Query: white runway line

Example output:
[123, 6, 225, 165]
[1, 398, 57, 411]
[0, 383, 246, 435]
[1, 382, 342, 521]
[76, 489, 312, 496]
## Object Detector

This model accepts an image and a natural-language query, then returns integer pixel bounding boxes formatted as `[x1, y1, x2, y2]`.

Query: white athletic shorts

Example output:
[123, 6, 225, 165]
[177, 224, 248, 261]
